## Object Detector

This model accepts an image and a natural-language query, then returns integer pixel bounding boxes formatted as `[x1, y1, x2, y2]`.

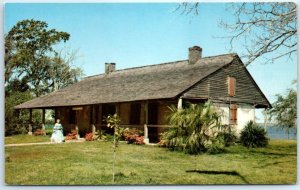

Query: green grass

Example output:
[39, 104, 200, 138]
[5, 134, 51, 144]
[5, 139, 297, 185]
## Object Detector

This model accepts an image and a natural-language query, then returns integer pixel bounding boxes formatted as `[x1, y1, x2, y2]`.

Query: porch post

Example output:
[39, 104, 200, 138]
[54, 108, 57, 120]
[92, 124, 96, 136]
[115, 103, 120, 116]
[28, 108, 33, 135]
[177, 97, 183, 109]
[42, 108, 46, 135]
[91, 106, 96, 136]
[144, 101, 149, 144]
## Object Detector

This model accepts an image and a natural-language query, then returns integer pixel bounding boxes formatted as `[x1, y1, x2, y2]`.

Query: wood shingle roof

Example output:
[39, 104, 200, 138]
[15, 53, 239, 109]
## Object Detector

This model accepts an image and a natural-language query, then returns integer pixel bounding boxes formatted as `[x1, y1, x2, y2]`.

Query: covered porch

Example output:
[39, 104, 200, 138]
[15, 98, 192, 144]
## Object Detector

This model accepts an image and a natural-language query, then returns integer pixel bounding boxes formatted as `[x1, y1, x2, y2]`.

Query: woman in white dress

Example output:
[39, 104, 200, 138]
[51, 119, 65, 143]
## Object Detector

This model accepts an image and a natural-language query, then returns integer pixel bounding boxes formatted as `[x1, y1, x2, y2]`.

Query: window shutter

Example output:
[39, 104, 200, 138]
[228, 77, 236, 97]
[230, 104, 237, 125]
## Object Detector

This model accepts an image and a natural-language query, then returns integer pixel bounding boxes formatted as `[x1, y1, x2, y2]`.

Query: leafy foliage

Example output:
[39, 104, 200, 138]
[268, 86, 297, 134]
[123, 128, 144, 145]
[65, 130, 78, 140]
[217, 129, 238, 147]
[206, 136, 226, 154]
[5, 19, 84, 135]
[162, 101, 222, 154]
[85, 132, 94, 141]
[34, 129, 45, 136]
[240, 121, 269, 148]
[5, 91, 33, 135]
[104, 114, 123, 147]
[104, 114, 123, 183]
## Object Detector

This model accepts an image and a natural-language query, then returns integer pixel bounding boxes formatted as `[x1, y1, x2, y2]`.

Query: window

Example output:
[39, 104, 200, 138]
[230, 104, 237, 125]
[228, 76, 236, 97]
[69, 109, 77, 124]
[130, 103, 141, 124]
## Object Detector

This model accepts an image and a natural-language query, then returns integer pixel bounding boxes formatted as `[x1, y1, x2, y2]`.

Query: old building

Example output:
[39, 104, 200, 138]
[15, 46, 271, 143]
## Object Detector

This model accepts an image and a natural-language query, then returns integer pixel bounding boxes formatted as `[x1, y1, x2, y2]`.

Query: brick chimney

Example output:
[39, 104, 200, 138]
[105, 63, 116, 74]
[188, 46, 202, 64]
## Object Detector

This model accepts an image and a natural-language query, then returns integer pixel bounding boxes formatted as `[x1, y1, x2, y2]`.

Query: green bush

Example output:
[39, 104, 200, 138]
[217, 130, 238, 147]
[163, 101, 222, 154]
[240, 121, 269, 148]
[206, 135, 225, 154]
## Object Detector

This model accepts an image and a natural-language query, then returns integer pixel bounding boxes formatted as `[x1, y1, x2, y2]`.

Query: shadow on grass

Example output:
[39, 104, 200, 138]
[186, 170, 249, 184]
[254, 160, 295, 168]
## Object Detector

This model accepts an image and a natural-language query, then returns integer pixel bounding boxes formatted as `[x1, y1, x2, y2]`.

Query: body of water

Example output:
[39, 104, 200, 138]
[264, 126, 297, 140]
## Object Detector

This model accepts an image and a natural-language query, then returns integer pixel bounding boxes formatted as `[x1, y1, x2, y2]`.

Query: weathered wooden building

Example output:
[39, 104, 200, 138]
[15, 46, 271, 143]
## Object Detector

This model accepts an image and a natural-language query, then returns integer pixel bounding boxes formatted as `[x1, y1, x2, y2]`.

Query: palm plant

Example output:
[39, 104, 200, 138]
[163, 101, 222, 154]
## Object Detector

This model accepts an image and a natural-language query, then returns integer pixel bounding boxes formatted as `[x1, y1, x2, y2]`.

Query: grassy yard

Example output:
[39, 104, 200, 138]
[5, 134, 51, 144]
[5, 139, 297, 185]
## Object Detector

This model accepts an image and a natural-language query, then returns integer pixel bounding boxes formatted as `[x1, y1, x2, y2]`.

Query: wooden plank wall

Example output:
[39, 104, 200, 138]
[183, 58, 269, 106]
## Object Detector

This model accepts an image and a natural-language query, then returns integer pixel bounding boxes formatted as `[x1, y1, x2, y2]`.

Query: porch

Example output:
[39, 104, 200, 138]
[15, 99, 185, 143]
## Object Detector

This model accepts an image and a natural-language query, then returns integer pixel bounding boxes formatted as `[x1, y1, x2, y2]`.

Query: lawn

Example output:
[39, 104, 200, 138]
[5, 134, 51, 144]
[5, 139, 297, 185]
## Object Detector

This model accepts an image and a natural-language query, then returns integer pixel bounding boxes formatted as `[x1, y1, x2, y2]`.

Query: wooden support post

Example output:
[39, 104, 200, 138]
[75, 125, 80, 139]
[28, 109, 33, 135]
[92, 124, 96, 136]
[54, 108, 57, 121]
[144, 101, 149, 144]
[263, 108, 267, 132]
[177, 98, 183, 110]
[115, 103, 120, 116]
[42, 109, 46, 135]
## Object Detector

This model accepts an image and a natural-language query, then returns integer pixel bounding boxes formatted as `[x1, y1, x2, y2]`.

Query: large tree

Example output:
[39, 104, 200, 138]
[5, 19, 83, 97]
[5, 19, 83, 135]
[177, 2, 297, 66]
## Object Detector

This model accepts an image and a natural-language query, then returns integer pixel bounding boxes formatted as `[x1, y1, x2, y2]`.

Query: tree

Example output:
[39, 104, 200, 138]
[176, 2, 297, 66]
[5, 19, 84, 135]
[268, 85, 297, 136]
[5, 19, 83, 97]
[104, 114, 123, 183]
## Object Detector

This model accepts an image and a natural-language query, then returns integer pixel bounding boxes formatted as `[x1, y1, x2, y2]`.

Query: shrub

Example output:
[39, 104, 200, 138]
[105, 134, 114, 142]
[207, 136, 225, 154]
[163, 101, 222, 154]
[65, 129, 78, 140]
[45, 129, 53, 136]
[217, 130, 238, 147]
[34, 129, 44, 136]
[123, 128, 144, 145]
[158, 132, 168, 147]
[240, 121, 269, 148]
[85, 132, 93, 141]
[93, 130, 107, 141]
[135, 136, 145, 145]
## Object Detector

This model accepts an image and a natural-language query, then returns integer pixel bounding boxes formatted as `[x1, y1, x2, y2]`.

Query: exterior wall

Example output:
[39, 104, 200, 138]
[157, 102, 172, 125]
[119, 102, 131, 125]
[237, 105, 255, 133]
[183, 58, 269, 106]
[215, 103, 255, 134]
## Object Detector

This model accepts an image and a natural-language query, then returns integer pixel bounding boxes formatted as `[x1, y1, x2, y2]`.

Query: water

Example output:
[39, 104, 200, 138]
[264, 126, 297, 140]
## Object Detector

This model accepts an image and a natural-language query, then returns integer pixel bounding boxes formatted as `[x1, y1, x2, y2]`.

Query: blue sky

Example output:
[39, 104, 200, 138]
[4, 3, 297, 122]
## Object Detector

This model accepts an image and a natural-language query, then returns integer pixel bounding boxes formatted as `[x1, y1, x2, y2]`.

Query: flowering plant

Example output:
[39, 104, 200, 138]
[65, 129, 78, 140]
[85, 132, 94, 141]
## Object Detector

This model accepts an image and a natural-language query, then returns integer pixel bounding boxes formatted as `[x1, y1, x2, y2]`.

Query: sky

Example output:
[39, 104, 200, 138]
[3, 2, 298, 122]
